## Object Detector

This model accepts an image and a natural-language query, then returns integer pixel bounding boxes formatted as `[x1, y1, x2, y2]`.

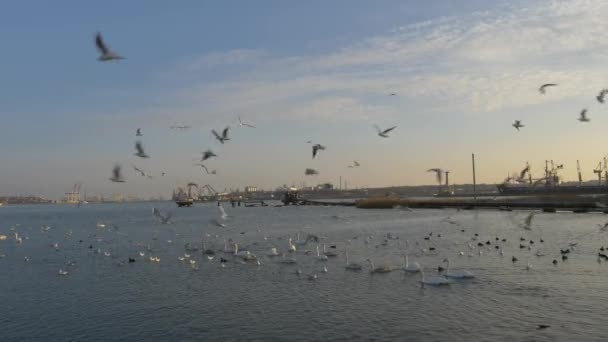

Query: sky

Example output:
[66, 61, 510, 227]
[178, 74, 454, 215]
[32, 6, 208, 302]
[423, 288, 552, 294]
[2, 0, 608, 199]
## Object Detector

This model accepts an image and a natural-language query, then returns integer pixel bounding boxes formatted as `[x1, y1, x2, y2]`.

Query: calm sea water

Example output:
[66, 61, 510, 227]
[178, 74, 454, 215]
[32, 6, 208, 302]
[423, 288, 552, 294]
[1, 202, 608, 341]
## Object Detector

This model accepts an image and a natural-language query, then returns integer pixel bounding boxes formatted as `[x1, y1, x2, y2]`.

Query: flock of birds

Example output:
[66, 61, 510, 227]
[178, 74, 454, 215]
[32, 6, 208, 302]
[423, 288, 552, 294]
[93, 32, 397, 183]
[512, 83, 608, 131]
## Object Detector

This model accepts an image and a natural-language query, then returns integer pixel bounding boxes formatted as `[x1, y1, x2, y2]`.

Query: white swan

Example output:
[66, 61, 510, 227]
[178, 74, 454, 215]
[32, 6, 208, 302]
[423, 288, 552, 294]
[267, 247, 280, 257]
[344, 251, 363, 270]
[294, 233, 307, 246]
[402, 255, 421, 273]
[316, 245, 328, 261]
[58, 269, 69, 276]
[280, 253, 297, 264]
[202, 240, 216, 255]
[288, 238, 296, 253]
[419, 268, 450, 287]
[443, 258, 474, 279]
[223, 239, 234, 253]
[366, 259, 392, 273]
[323, 244, 338, 257]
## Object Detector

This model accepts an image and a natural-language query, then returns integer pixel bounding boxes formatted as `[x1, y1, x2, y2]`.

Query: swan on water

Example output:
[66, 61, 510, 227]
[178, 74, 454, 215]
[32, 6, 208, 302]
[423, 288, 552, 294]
[443, 258, 474, 279]
[267, 247, 280, 257]
[366, 259, 392, 273]
[316, 245, 329, 261]
[344, 251, 363, 270]
[419, 268, 450, 287]
[280, 253, 297, 264]
[402, 255, 421, 273]
[288, 238, 297, 253]
[323, 244, 338, 257]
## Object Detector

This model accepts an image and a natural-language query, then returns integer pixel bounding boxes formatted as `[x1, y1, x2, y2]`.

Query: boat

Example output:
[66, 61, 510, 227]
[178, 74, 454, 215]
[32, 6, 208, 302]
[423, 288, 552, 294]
[172, 186, 196, 207]
[497, 161, 608, 195]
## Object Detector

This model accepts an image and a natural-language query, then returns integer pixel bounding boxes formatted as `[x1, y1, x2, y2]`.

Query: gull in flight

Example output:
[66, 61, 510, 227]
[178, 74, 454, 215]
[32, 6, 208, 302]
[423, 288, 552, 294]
[578, 109, 590, 122]
[212, 127, 230, 144]
[109, 165, 125, 183]
[521, 212, 534, 230]
[513, 120, 524, 131]
[538, 83, 557, 95]
[597, 89, 608, 104]
[198, 149, 218, 162]
[170, 125, 190, 130]
[312, 144, 326, 159]
[136, 128, 142, 137]
[133, 165, 147, 177]
[389, 93, 397, 96]
[194, 163, 217, 175]
[134, 141, 149, 158]
[95, 32, 124, 62]
[427, 168, 443, 184]
[305, 168, 319, 176]
[348, 160, 360, 168]
[237, 116, 256, 128]
[152, 208, 173, 224]
[374, 125, 396, 138]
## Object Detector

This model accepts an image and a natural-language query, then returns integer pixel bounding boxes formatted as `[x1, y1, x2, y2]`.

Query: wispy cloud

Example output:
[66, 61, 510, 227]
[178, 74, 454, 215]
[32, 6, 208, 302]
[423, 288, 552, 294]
[150, 0, 608, 124]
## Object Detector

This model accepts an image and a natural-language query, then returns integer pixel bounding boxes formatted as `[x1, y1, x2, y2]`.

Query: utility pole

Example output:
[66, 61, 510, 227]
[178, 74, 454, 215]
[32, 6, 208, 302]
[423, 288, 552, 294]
[472, 153, 477, 201]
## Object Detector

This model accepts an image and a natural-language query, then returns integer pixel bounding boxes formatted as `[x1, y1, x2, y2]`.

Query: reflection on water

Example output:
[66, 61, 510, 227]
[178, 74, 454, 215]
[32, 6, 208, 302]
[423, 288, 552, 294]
[1, 203, 608, 341]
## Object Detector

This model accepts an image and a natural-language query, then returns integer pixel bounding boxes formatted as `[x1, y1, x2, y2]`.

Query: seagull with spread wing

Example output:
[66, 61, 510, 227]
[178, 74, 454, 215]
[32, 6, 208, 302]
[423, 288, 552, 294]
[312, 144, 326, 159]
[237, 117, 256, 128]
[578, 109, 590, 122]
[305, 168, 319, 176]
[513, 120, 524, 131]
[597, 89, 608, 104]
[95, 32, 124, 61]
[538, 83, 557, 95]
[152, 208, 173, 224]
[134, 141, 149, 158]
[109, 165, 125, 183]
[427, 168, 443, 185]
[374, 125, 397, 138]
[212, 127, 230, 144]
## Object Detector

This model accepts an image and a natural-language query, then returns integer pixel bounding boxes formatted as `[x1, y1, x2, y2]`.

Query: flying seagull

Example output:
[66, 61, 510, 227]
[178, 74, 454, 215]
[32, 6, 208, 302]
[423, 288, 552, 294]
[578, 109, 590, 122]
[200, 149, 218, 161]
[348, 160, 361, 168]
[521, 212, 534, 230]
[133, 165, 146, 177]
[237, 117, 256, 128]
[312, 144, 326, 159]
[374, 125, 397, 138]
[427, 168, 443, 184]
[212, 127, 230, 144]
[136, 128, 142, 137]
[95, 32, 124, 62]
[538, 83, 557, 95]
[170, 125, 191, 130]
[513, 120, 524, 131]
[109, 165, 125, 183]
[389, 93, 397, 96]
[134, 141, 149, 158]
[305, 168, 319, 176]
[194, 164, 217, 175]
[597, 89, 608, 104]
[152, 208, 173, 224]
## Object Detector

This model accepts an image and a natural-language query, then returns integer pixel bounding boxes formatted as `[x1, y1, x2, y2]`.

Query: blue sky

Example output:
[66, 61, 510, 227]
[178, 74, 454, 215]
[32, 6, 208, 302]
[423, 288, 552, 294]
[3, 0, 608, 199]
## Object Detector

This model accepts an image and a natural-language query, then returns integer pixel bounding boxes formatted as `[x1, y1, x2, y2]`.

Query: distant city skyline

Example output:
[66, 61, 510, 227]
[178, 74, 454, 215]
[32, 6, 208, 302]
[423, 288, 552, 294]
[3, 0, 608, 199]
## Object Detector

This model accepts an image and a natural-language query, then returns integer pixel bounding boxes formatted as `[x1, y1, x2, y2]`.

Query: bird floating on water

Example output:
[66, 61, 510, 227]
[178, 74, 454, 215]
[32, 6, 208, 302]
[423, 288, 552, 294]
[95, 32, 124, 61]
[374, 125, 396, 138]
